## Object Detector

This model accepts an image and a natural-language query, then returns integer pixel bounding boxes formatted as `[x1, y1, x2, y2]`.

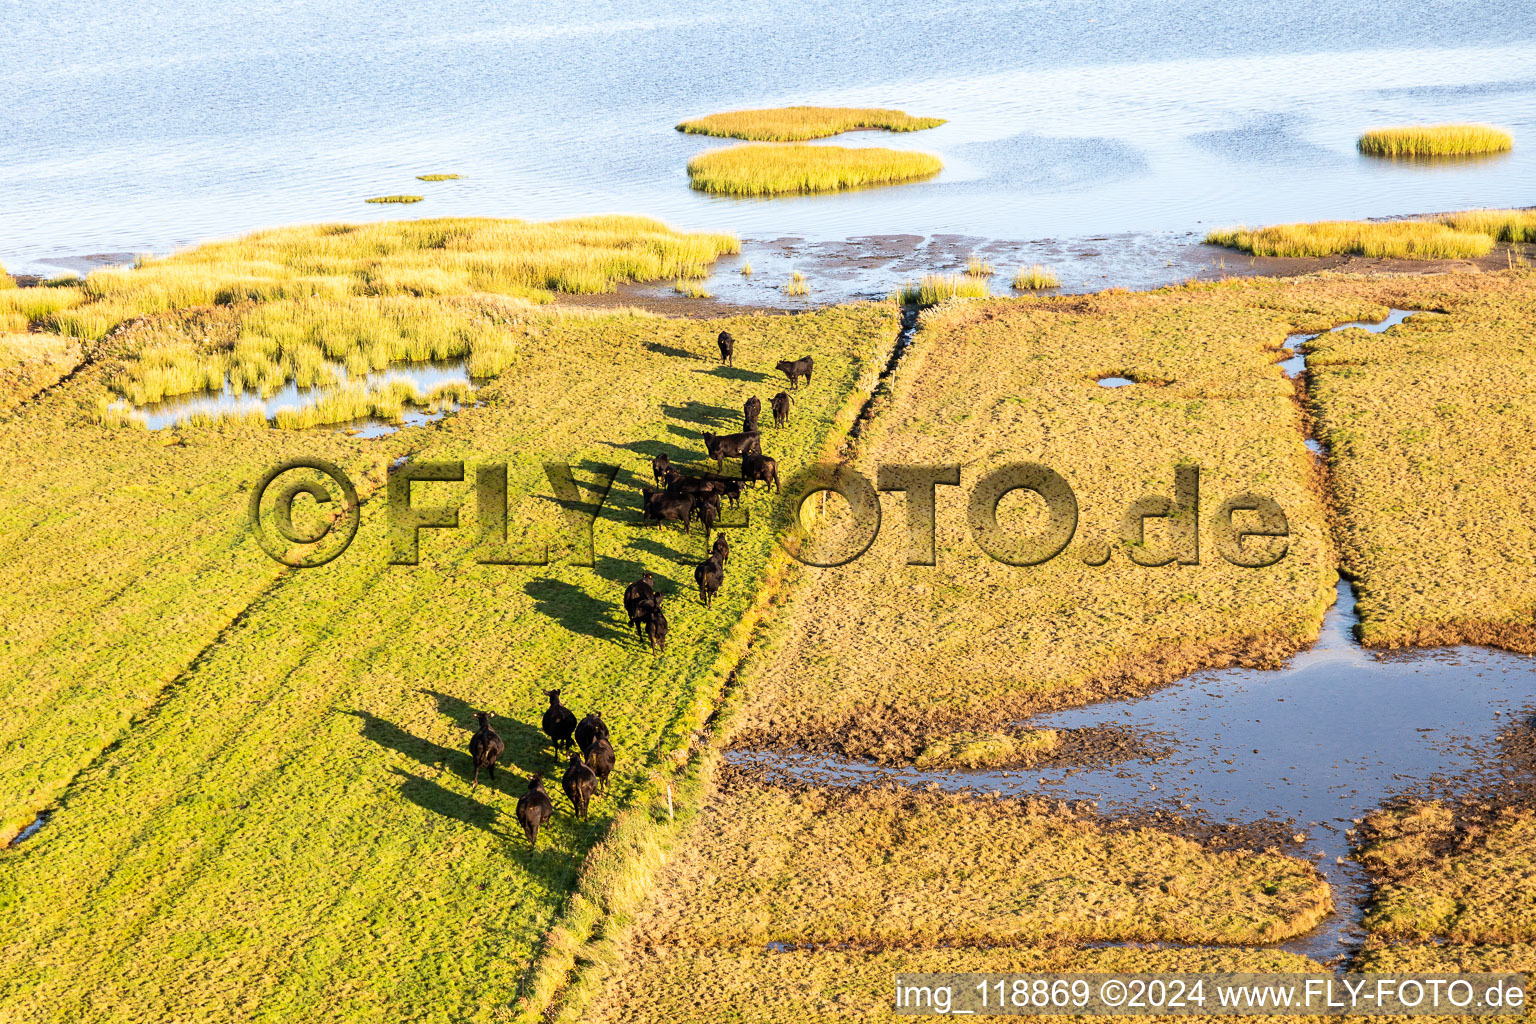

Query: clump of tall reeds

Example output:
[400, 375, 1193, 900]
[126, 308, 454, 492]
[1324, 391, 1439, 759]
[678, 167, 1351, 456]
[965, 256, 994, 278]
[674, 280, 712, 298]
[1358, 124, 1512, 158]
[365, 195, 424, 204]
[35, 215, 739, 341]
[269, 379, 468, 430]
[1437, 208, 1536, 243]
[0, 263, 13, 289]
[782, 271, 809, 297]
[676, 106, 945, 142]
[1012, 264, 1060, 290]
[686, 144, 942, 196]
[1203, 221, 1493, 259]
[896, 274, 989, 305]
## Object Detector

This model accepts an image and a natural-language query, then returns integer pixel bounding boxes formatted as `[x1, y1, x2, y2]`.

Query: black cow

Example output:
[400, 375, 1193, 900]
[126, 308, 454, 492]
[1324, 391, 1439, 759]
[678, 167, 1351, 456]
[468, 711, 504, 789]
[562, 754, 598, 821]
[771, 391, 791, 427]
[694, 551, 724, 607]
[717, 330, 735, 366]
[641, 487, 698, 531]
[666, 471, 741, 509]
[742, 453, 780, 493]
[775, 356, 813, 388]
[743, 395, 761, 433]
[651, 452, 672, 485]
[628, 591, 662, 641]
[575, 712, 610, 755]
[586, 735, 616, 794]
[516, 774, 554, 847]
[711, 533, 730, 568]
[541, 689, 577, 753]
[701, 430, 761, 472]
[641, 600, 668, 653]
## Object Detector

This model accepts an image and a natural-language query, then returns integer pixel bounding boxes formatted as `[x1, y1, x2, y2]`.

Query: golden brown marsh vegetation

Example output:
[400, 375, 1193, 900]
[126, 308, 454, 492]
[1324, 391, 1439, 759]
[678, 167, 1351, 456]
[624, 779, 1331, 950]
[583, 946, 1328, 1024]
[676, 106, 945, 142]
[1305, 271, 1536, 650]
[686, 144, 942, 196]
[730, 279, 1384, 760]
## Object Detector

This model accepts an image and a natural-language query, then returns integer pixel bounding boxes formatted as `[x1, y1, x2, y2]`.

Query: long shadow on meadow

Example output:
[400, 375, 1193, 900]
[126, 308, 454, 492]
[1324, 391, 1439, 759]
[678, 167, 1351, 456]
[643, 340, 700, 361]
[662, 400, 738, 430]
[524, 577, 632, 646]
[691, 365, 770, 383]
[387, 766, 509, 840]
[421, 688, 551, 771]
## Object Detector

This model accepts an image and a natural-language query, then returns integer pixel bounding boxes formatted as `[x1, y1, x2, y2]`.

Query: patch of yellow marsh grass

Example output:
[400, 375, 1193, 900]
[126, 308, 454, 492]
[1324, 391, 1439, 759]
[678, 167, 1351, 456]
[1362, 809, 1536, 944]
[45, 216, 739, 340]
[895, 273, 989, 304]
[364, 194, 423, 203]
[1305, 272, 1536, 650]
[686, 144, 942, 196]
[913, 727, 1059, 769]
[676, 106, 945, 142]
[732, 278, 1376, 759]
[1013, 262, 1061, 289]
[0, 332, 85, 418]
[1204, 220, 1493, 259]
[1358, 123, 1513, 158]
[1438, 207, 1536, 243]
[580, 946, 1328, 1024]
[628, 779, 1332, 949]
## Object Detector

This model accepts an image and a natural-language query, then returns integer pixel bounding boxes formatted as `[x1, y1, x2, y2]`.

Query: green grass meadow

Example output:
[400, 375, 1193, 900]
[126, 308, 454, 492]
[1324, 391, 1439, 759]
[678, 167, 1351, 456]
[0, 281, 897, 1021]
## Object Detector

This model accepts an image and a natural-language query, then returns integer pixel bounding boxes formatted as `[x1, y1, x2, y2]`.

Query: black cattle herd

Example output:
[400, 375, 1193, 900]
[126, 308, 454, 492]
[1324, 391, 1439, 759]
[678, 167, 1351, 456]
[466, 330, 814, 847]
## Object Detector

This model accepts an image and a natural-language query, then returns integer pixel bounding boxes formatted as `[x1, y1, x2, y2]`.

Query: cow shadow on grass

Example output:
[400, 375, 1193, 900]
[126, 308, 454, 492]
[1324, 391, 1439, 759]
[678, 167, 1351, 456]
[692, 365, 770, 383]
[524, 577, 632, 646]
[600, 439, 700, 471]
[628, 533, 704, 566]
[387, 767, 510, 840]
[420, 688, 551, 774]
[643, 340, 700, 361]
[662, 400, 738, 431]
[592, 554, 684, 594]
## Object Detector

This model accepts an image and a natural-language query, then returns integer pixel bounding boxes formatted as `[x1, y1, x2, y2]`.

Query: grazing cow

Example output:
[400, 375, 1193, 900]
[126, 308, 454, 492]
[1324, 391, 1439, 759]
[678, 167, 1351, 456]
[516, 774, 554, 847]
[717, 330, 735, 366]
[562, 753, 598, 821]
[468, 711, 504, 789]
[743, 395, 761, 433]
[711, 533, 730, 568]
[586, 735, 616, 794]
[775, 356, 813, 388]
[694, 551, 724, 607]
[641, 487, 698, 532]
[701, 430, 761, 472]
[651, 452, 672, 486]
[694, 491, 720, 545]
[541, 689, 577, 753]
[623, 571, 656, 616]
[771, 391, 791, 428]
[741, 453, 780, 493]
[628, 591, 662, 640]
[575, 712, 610, 756]
[642, 600, 668, 653]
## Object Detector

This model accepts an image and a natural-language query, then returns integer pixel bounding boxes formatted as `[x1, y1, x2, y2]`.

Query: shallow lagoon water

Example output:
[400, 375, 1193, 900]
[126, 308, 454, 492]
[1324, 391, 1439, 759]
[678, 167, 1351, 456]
[729, 582, 1536, 961]
[3, 1, 1534, 285]
[125, 359, 472, 435]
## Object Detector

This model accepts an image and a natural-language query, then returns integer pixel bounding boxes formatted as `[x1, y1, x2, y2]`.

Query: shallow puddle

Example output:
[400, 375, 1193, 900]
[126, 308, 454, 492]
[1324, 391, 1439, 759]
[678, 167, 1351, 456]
[7, 811, 49, 848]
[120, 360, 473, 435]
[1279, 308, 1418, 378]
[728, 580, 1536, 963]
[1097, 376, 1135, 388]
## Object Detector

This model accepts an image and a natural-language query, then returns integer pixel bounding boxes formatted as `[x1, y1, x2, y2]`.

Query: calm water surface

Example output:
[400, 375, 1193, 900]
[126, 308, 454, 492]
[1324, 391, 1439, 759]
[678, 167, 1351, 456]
[3, 1, 1535, 279]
